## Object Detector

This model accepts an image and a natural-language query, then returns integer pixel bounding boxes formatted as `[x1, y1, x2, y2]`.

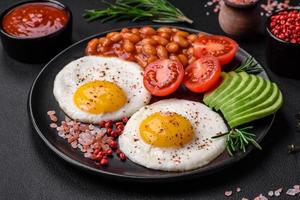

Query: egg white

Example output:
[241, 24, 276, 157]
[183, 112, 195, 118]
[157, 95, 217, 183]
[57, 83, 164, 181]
[118, 99, 228, 171]
[53, 56, 151, 123]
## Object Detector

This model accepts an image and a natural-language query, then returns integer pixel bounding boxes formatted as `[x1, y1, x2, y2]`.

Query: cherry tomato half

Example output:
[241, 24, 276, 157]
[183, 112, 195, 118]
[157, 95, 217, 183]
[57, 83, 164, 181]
[143, 59, 184, 96]
[193, 35, 238, 65]
[183, 56, 221, 93]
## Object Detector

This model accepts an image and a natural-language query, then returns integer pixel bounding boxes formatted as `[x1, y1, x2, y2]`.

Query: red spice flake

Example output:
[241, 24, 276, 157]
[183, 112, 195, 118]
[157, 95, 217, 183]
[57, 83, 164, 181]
[47, 111, 128, 166]
[224, 190, 233, 197]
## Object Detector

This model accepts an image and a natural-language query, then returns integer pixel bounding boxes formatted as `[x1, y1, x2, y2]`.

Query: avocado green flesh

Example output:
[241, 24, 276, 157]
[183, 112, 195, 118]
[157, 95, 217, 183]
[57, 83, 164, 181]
[228, 89, 283, 128]
[225, 80, 273, 121]
[203, 73, 231, 106]
[214, 72, 250, 111]
[209, 72, 241, 108]
[228, 83, 280, 121]
[220, 75, 259, 114]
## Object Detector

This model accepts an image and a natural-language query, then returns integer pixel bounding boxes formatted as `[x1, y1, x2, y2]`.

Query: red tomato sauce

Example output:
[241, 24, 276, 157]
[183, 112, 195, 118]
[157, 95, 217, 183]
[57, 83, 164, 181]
[2, 2, 69, 38]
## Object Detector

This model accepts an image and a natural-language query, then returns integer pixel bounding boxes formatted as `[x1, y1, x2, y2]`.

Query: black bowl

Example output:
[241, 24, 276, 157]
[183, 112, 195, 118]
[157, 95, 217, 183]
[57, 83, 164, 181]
[266, 9, 300, 79]
[0, 0, 72, 63]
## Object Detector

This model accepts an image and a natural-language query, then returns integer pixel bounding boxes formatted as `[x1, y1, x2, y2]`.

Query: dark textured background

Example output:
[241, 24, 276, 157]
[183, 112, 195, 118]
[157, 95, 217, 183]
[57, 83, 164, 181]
[0, 0, 299, 199]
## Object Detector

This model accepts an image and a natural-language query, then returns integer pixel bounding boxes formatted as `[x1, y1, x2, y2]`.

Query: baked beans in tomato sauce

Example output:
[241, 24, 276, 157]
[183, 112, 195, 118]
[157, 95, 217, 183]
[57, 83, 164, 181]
[2, 2, 69, 38]
[86, 26, 199, 68]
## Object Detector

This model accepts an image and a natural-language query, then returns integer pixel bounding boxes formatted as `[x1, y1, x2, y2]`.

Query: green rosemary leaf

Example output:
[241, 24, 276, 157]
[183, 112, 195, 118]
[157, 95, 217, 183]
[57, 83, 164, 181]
[211, 127, 262, 156]
[235, 57, 263, 74]
[83, 0, 193, 24]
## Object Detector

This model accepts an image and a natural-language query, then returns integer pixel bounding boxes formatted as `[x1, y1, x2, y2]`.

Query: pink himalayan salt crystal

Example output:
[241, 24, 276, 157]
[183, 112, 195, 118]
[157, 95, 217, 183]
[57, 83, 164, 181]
[236, 187, 241, 192]
[224, 190, 233, 196]
[254, 194, 268, 200]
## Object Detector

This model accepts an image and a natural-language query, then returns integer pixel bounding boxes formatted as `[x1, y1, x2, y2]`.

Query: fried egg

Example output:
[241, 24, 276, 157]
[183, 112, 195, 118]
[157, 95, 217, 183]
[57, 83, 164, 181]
[53, 56, 151, 123]
[118, 99, 228, 171]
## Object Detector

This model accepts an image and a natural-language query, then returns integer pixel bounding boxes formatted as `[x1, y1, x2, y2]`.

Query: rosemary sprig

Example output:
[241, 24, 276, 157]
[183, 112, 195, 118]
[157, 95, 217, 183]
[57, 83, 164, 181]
[83, 0, 193, 24]
[212, 126, 262, 156]
[234, 57, 263, 74]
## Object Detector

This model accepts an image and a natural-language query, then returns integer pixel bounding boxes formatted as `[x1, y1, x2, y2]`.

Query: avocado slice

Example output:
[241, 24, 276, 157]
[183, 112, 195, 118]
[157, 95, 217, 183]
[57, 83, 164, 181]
[225, 79, 273, 121]
[220, 74, 259, 114]
[209, 72, 241, 108]
[214, 72, 250, 111]
[209, 71, 241, 109]
[228, 81, 280, 121]
[228, 89, 283, 128]
[203, 72, 231, 107]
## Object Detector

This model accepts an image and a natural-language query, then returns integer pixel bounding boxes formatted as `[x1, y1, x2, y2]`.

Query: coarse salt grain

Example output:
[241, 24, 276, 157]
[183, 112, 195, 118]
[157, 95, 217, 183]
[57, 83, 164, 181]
[50, 123, 57, 128]
[267, 191, 274, 197]
[47, 110, 55, 115]
[286, 188, 297, 196]
[224, 190, 233, 196]
[241, 198, 248, 200]
[274, 188, 283, 196]
[236, 187, 241, 192]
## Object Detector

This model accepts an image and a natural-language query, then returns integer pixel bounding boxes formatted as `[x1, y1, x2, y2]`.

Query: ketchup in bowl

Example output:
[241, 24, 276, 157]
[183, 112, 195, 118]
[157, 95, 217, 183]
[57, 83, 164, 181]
[2, 2, 69, 38]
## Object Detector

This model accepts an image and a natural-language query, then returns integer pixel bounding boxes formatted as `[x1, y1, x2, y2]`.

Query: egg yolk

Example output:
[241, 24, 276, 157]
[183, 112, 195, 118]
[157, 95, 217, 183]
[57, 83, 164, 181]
[73, 80, 127, 114]
[139, 112, 194, 148]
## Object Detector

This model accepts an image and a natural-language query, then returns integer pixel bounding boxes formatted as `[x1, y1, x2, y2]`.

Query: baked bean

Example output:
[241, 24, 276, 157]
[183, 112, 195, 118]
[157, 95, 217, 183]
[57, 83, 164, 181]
[142, 44, 156, 55]
[131, 28, 139, 34]
[135, 43, 143, 53]
[135, 54, 148, 68]
[152, 35, 168, 46]
[187, 47, 194, 56]
[110, 33, 122, 42]
[177, 54, 188, 66]
[97, 37, 106, 45]
[187, 34, 197, 42]
[122, 33, 141, 43]
[106, 32, 118, 39]
[140, 26, 156, 35]
[141, 38, 157, 46]
[170, 54, 179, 61]
[171, 28, 179, 32]
[123, 40, 135, 52]
[157, 27, 172, 33]
[156, 45, 168, 59]
[85, 38, 99, 54]
[121, 28, 130, 33]
[166, 42, 179, 53]
[188, 56, 196, 64]
[158, 32, 171, 40]
[175, 30, 189, 37]
[173, 35, 189, 48]
[102, 38, 112, 47]
[147, 55, 158, 63]
[98, 46, 109, 53]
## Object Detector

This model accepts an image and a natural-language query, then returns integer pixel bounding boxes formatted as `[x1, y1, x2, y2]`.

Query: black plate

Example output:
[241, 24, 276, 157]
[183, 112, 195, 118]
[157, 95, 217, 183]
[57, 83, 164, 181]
[28, 26, 275, 182]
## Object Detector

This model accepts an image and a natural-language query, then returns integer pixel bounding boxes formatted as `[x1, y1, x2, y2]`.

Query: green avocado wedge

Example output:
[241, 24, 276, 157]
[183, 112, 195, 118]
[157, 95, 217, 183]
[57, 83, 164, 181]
[209, 72, 241, 109]
[225, 80, 273, 121]
[203, 72, 231, 107]
[214, 72, 250, 111]
[228, 83, 279, 122]
[228, 89, 283, 128]
[219, 74, 259, 114]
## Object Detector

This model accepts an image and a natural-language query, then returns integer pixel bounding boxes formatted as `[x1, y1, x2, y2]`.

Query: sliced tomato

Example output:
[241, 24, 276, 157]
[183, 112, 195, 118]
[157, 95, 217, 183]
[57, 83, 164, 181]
[193, 35, 238, 65]
[183, 56, 221, 93]
[143, 59, 184, 96]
